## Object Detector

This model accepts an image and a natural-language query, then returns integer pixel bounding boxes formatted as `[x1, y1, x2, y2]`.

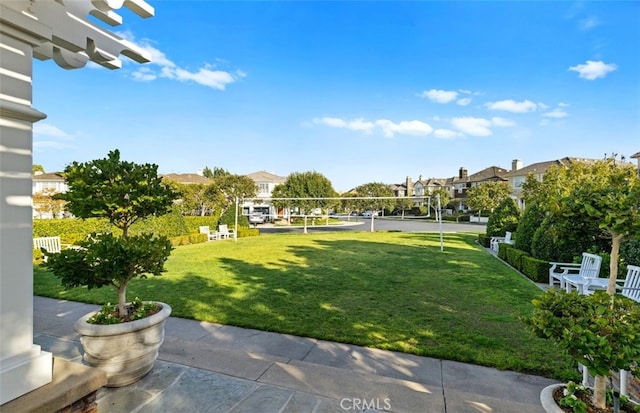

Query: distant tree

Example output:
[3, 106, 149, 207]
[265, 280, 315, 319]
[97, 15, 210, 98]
[429, 187, 450, 220]
[213, 167, 230, 178]
[33, 164, 45, 174]
[486, 198, 520, 237]
[551, 157, 640, 294]
[202, 167, 214, 179]
[33, 189, 66, 218]
[515, 201, 546, 254]
[395, 197, 414, 219]
[272, 171, 337, 216]
[466, 181, 509, 216]
[175, 183, 220, 216]
[352, 182, 395, 213]
[209, 173, 258, 217]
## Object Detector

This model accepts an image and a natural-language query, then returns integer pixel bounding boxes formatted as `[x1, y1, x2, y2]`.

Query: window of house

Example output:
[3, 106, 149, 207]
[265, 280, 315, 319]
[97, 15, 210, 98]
[258, 183, 269, 194]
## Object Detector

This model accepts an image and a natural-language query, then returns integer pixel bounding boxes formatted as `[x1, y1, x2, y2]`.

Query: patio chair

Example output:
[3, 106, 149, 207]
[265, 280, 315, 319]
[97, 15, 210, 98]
[619, 264, 640, 303]
[490, 231, 513, 252]
[199, 226, 219, 241]
[548, 252, 601, 290]
[217, 224, 235, 240]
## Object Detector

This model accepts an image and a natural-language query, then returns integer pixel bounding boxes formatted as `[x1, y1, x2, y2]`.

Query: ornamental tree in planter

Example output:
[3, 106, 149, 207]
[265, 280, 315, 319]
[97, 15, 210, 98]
[43, 149, 179, 386]
[524, 289, 640, 411]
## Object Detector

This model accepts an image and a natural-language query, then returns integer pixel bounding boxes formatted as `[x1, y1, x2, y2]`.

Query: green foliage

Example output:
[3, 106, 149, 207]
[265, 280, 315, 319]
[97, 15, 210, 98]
[87, 298, 160, 324]
[524, 289, 640, 405]
[57, 149, 178, 236]
[497, 242, 512, 260]
[621, 238, 640, 267]
[182, 216, 221, 233]
[170, 233, 208, 246]
[466, 181, 510, 214]
[352, 182, 395, 213]
[506, 247, 530, 271]
[34, 218, 113, 245]
[44, 233, 173, 290]
[521, 256, 551, 283]
[130, 208, 189, 238]
[219, 206, 249, 228]
[237, 228, 260, 237]
[33, 248, 44, 266]
[173, 182, 219, 216]
[515, 202, 546, 254]
[486, 197, 520, 237]
[477, 234, 491, 248]
[559, 381, 588, 413]
[272, 171, 337, 214]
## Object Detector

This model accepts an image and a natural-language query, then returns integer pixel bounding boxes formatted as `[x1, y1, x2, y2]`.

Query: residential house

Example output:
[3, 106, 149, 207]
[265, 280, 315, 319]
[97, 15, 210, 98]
[450, 166, 509, 211]
[503, 157, 589, 209]
[412, 175, 454, 207]
[160, 173, 212, 185]
[243, 171, 287, 220]
[32, 172, 67, 194]
[32, 172, 68, 219]
[632, 151, 640, 177]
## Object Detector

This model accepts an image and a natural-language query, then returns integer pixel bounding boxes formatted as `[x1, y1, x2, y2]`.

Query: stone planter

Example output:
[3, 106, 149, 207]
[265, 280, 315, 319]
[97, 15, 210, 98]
[540, 383, 565, 413]
[74, 302, 172, 387]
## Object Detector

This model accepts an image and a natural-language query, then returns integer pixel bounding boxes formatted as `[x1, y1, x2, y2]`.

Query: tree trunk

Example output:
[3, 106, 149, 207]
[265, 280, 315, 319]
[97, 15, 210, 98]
[607, 233, 624, 295]
[593, 375, 607, 409]
[118, 283, 128, 318]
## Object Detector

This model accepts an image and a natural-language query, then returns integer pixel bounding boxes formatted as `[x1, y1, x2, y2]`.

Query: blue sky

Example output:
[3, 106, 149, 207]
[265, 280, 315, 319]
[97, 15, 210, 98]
[32, 1, 640, 192]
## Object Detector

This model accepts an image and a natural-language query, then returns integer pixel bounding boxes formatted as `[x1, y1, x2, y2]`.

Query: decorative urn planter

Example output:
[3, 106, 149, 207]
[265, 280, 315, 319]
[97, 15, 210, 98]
[540, 383, 565, 413]
[74, 302, 172, 387]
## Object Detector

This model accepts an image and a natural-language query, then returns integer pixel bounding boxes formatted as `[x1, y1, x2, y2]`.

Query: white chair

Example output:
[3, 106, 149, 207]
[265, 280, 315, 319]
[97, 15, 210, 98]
[579, 265, 640, 397]
[490, 231, 513, 252]
[548, 252, 602, 290]
[199, 226, 219, 241]
[619, 264, 640, 303]
[217, 224, 235, 240]
[33, 236, 67, 261]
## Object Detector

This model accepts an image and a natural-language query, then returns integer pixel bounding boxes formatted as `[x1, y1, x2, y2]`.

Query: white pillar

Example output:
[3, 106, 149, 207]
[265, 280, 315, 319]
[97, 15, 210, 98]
[0, 13, 53, 404]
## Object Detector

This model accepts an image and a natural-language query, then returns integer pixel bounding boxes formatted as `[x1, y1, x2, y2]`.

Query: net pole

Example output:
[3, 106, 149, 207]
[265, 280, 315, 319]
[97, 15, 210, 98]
[437, 194, 444, 252]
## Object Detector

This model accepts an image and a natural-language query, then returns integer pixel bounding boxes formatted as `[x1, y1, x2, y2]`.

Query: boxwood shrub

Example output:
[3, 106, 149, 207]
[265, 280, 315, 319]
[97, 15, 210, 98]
[521, 256, 551, 283]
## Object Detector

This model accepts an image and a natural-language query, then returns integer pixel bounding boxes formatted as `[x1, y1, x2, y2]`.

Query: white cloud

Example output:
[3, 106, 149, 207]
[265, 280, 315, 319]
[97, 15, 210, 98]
[314, 117, 432, 137]
[451, 117, 493, 137]
[313, 117, 375, 134]
[456, 97, 472, 106]
[484, 99, 537, 113]
[580, 16, 600, 30]
[558, 102, 570, 107]
[421, 89, 458, 104]
[33, 124, 72, 139]
[375, 120, 433, 138]
[433, 129, 459, 139]
[543, 109, 568, 118]
[125, 35, 244, 90]
[491, 117, 515, 127]
[569, 60, 617, 80]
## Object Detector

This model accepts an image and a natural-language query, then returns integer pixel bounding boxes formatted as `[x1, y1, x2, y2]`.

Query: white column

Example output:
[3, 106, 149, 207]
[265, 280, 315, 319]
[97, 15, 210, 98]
[0, 14, 53, 405]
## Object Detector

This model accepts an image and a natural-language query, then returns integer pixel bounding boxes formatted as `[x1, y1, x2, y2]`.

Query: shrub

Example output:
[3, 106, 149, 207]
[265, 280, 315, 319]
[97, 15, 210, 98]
[170, 233, 208, 246]
[486, 198, 520, 237]
[521, 256, 551, 283]
[497, 242, 512, 260]
[219, 206, 249, 228]
[183, 216, 221, 234]
[515, 202, 545, 254]
[506, 248, 530, 271]
[621, 238, 640, 267]
[477, 234, 491, 248]
[237, 228, 260, 238]
[130, 208, 189, 238]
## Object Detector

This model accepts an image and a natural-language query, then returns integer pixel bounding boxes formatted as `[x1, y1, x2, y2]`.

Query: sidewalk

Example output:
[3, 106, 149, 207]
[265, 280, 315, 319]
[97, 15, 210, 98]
[33, 296, 556, 413]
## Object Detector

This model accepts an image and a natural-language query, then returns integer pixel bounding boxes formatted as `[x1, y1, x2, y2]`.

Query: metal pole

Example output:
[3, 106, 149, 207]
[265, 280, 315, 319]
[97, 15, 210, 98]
[437, 194, 443, 252]
[234, 197, 238, 242]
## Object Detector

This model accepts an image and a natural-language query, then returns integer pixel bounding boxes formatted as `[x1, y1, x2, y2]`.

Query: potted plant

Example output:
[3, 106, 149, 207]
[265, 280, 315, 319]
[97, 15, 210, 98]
[524, 289, 640, 412]
[43, 149, 178, 387]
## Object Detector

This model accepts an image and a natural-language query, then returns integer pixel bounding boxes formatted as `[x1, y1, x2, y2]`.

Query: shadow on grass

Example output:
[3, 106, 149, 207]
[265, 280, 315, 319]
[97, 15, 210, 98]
[34, 232, 576, 380]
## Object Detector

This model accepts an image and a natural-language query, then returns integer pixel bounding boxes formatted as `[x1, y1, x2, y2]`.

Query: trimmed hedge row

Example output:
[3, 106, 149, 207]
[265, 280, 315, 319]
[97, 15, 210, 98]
[33, 213, 256, 249]
[497, 243, 550, 283]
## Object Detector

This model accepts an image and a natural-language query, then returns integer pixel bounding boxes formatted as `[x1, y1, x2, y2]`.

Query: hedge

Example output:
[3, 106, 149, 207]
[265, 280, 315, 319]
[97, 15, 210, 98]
[521, 256, 551, 283]
[477, 234, 491, 248]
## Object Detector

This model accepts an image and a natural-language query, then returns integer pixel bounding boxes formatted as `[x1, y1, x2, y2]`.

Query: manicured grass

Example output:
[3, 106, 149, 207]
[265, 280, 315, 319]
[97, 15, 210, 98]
[34, 231, 576, 380]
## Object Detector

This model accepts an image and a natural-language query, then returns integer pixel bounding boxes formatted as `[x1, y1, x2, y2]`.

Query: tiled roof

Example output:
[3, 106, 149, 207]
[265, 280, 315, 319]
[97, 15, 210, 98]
[631, 151, 640, 159]
[161, 173, 213, 184]
[502, 157, 596, 177]
[451, 166, 508, 183]
[32, 172, 64, 181]
[246, 171, 286, 183]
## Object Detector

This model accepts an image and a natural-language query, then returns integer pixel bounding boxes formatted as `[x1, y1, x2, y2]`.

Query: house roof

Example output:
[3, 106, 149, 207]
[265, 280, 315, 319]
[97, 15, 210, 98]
[161, 173, 212, 185]
[631, 151, 640, 159]
[32, 172, 65, 181]
[451, 166, 508, 183]
[246, 171, 286, 183]
[502, 157, 595, 178]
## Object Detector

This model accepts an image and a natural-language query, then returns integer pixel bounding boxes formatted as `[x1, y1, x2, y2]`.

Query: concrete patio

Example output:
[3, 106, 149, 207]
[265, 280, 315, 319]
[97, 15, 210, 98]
[28, 296, 558, 413]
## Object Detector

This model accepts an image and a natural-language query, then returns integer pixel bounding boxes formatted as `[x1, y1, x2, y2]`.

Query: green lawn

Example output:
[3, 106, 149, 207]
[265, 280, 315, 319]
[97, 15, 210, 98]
[34, 231, 576, 380]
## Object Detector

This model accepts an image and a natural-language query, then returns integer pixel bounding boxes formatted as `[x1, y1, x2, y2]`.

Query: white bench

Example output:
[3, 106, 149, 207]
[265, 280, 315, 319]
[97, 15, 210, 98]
[548, 252, 602, 290]
[33, 236, 64, 261]
[490, 231, 513, 252]
[199, 226, 220, 241]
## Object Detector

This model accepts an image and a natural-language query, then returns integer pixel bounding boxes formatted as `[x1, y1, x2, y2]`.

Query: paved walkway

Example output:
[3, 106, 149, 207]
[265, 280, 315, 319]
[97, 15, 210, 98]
[33, 296, 556, 413]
